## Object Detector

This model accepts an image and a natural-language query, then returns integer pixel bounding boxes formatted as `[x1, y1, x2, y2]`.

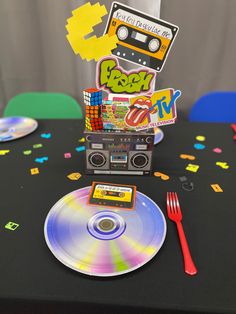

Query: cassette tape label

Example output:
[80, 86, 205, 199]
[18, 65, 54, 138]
[105, 2, 179, 71]
[113, 9, 173, 39]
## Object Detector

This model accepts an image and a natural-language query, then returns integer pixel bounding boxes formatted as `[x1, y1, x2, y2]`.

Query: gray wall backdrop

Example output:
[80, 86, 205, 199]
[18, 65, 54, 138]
[0, 0, 236, 118]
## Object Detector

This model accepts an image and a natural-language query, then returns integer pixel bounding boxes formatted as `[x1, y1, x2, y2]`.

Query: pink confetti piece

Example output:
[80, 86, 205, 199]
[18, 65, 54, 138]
[213, 148, 222, 153]
[64, 153, 71, 159]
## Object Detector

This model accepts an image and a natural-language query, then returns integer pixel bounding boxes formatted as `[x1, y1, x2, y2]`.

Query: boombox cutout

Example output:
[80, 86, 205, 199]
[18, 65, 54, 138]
[105, 2, 179, 72]
[85, 129, 155, 176]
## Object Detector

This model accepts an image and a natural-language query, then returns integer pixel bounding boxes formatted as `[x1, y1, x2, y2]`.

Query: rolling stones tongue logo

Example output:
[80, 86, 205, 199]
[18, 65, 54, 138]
[125, 98, 156, 127]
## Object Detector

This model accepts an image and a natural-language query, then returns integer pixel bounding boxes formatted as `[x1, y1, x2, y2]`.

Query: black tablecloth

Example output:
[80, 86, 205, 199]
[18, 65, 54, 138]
[0, 120, 235, 314]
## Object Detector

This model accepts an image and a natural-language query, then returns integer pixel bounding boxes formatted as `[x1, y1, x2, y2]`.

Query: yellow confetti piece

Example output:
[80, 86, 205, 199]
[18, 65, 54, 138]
[65, 2, 118, 61]
[67, 172, 82, 180]
[211, 184, 223, 192]
[78, 137, 85, 143]
[154, 171, 169, 180]
[180, 154, 195, 161]
[30, 168, 39, 175]
[216, 162, 229, 169]
[186, 164, 199, 173]
[0, 150, 10, 155]
[196, 135, 205, 141]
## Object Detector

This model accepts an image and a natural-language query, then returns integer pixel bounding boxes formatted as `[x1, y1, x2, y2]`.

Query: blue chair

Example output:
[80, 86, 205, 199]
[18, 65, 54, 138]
[189, 91, 236, 122]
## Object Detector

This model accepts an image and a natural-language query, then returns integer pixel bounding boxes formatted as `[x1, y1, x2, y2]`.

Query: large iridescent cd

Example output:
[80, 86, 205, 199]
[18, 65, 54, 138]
[44, 187, 166, 277]
[0, 116, 38, 142]
[154, 127, 164, 145]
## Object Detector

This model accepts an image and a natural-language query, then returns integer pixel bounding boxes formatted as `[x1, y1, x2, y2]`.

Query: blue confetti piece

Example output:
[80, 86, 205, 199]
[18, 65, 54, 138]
[41, 133, 51, 139]
[194, 143, 205, 150]
[75, 146, 86, 152]
[35, 156, 48, 163]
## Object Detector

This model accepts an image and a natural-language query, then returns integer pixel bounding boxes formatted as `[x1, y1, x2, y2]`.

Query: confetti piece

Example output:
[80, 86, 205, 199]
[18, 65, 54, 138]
[30, 168, 39, 175]
[41, 133, 51, 139]
[216, 162, 229, 169]
[33, 143, 43, 148]
[231, 124, 236, 133]
[211, 184, 223, 192]
[75, 146, 86, 152]
[67, 172, 81, 180]
[179, 176, 188, 182]
[196, 135, 205, 141]
[64, 153, 72, 159]
[213, 148, 222, 153]
[35, 157, 48, 163]
[186, 164, 199, 173]
[23, 150, 32, 155]
[5, 221, 19, 231]
[78, 137, 85, 143]
[194, 143, 205, 150]
[178, 176, 194, 191]
[180, 154, 196, 160]
[182, 182, 194, 191]
[154, 171, 169, 180]
[0, 150, 10, 155]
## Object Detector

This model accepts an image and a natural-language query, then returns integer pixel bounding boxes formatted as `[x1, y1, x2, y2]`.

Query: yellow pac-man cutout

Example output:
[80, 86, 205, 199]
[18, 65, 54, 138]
[66, 2, 118, 61]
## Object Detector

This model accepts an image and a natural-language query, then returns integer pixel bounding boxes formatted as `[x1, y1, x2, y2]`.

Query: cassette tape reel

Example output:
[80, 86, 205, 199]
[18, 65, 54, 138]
[105, 2, 179, 72]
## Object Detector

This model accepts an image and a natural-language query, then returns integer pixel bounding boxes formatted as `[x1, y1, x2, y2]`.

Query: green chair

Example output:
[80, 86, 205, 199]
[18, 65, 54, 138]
[3, 92, 83, 119]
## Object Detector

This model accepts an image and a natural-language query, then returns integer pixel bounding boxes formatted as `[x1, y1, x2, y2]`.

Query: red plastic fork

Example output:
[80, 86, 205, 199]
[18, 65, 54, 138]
[166, 192, 197, 275]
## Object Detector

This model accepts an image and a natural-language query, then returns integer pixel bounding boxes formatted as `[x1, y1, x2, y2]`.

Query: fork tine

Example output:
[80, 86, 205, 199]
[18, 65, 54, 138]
[171, 192, 176, 214]
[167, 192, 172, 213]
[167, 192, 173, 215]
[174, 192, 181, 214]
[167, 192, 171, 214]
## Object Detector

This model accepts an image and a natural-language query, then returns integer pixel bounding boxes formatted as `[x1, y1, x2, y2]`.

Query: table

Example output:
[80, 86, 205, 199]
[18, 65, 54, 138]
[0, 120, 235, 314]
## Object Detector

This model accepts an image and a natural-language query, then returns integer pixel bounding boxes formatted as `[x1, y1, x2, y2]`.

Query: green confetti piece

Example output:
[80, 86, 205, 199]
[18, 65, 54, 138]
[23, 150, 32, 155]
[33, 144, 43, 149]
[5, 221, 19, 231]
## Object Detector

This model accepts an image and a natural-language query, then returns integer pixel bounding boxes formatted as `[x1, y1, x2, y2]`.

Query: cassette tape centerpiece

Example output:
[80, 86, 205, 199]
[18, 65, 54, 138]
[105, 2, 179, 71]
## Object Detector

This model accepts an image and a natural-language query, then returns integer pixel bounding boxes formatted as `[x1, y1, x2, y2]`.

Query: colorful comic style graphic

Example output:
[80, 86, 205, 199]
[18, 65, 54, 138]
[66, 2, 118, 61]
[97, 57, 156, 94]
[105, 2, 179, 71]
[125, 89, 181, 130]
[102, 95, 131, 130]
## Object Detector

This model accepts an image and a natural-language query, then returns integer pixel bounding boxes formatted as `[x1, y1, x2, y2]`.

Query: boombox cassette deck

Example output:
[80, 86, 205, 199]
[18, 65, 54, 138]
[85, 128, 155, 175]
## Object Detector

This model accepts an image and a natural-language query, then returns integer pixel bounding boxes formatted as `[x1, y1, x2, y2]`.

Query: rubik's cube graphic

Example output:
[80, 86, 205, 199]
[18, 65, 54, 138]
[86, 105, 101, 119]
[83, 88, 102, 106]
[84, 88, 103, 131]
[85, 117, 103, 131]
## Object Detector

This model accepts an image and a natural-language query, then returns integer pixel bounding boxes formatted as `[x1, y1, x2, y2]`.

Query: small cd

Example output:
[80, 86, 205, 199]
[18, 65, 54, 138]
[154, 127, 164, 145]
[0, 116, 38, 142]
[44, 187, 166, 277]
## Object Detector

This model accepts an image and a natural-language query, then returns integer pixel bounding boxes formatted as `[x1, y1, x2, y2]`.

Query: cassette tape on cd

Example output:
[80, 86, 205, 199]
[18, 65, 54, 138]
[105, 2, 179, 72]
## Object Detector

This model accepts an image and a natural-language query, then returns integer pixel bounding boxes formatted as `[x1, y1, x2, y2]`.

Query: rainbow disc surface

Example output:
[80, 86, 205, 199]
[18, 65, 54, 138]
[0, 116, 38, 142]
[44, 187, 166, 277]
[154, 127, 164, 145]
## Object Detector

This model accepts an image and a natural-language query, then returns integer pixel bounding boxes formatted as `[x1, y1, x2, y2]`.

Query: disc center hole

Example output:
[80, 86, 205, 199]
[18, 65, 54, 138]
[98, 218, 115, 231]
